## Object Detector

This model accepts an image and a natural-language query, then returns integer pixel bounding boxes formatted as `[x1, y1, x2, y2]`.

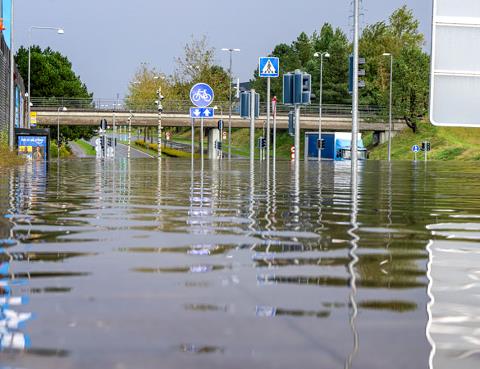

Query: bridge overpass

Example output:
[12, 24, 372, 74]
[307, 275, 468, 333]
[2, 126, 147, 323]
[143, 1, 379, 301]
[31, 98, 406, 134]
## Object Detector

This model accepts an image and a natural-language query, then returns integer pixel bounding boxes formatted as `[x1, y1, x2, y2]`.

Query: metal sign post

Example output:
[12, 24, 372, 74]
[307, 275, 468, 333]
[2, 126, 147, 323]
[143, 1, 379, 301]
[190, 83, 214, 161]
[294, 105, 301, 167]
[272, 96, 277, 163]
[259, 57, 280, 163]
[412, 144, 420, 162]
[267, 77, 271, 162]
[250, 90, 256, 162]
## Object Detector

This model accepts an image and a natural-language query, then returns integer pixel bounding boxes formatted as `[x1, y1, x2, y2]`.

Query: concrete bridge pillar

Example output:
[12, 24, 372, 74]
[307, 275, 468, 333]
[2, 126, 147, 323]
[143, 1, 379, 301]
[207, 128, 221, 160]
[373, 131, 387, 146]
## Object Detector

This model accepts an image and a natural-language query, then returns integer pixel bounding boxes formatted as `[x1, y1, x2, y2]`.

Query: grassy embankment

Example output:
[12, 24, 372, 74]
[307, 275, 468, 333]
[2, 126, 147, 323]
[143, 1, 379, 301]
[0, 144, 25, 167]
[73, 139, 96, 156]
[174, 128, 297, 159]
[132, 140, 200, 158]
[366, 120, 480, 161]
[0, 131, 24, 167]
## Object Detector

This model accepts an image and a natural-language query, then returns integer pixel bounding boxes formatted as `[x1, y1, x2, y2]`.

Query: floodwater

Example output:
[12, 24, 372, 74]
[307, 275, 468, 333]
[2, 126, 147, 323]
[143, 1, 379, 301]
[1, 158, 479, 369]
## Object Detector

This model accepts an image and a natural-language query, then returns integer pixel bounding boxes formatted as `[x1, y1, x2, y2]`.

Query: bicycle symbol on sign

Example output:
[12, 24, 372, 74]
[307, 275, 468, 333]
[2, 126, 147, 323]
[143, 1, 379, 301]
[192, 89, 212, 103]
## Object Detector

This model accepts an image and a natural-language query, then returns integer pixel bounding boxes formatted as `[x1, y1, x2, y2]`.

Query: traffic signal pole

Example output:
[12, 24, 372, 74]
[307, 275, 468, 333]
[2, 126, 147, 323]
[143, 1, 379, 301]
[295, 104, 301, 166]
[250, 89, 256, 162]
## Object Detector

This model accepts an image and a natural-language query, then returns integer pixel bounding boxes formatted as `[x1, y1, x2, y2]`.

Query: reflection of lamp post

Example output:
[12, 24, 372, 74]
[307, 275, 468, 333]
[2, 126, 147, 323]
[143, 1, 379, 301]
[221, 48, 240, 160]
[314, 51, 330, 161]
[28, 26, 64, 127]
[57, 106, 67, 160]
[383, 53, 394, 162]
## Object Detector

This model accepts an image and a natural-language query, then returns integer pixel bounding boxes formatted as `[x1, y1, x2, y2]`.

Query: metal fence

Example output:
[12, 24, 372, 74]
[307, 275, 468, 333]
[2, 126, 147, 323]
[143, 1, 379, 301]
[31, 97, 397, 121]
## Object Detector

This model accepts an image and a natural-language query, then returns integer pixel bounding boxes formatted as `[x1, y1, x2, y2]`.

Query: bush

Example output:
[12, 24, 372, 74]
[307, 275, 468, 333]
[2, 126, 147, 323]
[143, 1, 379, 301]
[50, 142, 72, 158]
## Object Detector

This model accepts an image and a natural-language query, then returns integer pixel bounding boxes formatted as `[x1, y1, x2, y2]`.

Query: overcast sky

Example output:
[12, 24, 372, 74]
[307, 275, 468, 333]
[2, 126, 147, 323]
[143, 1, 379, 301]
[14, 0, 432, 99]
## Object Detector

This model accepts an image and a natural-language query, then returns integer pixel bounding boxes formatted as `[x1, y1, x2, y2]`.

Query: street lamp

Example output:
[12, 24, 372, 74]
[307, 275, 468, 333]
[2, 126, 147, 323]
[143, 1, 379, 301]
[314, 51, 330, 161]
[28, 26, 64, 127]
[57, 106, 67, 160]
[221, 48, 240, 160]
[383, 52, 393, 162]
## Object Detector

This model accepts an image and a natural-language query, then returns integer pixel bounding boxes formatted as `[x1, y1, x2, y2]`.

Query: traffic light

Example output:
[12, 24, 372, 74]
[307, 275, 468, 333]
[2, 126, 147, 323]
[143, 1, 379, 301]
[317, 138, 325, 150]
[348, 55, 366, 94]
[100, 136, 105, 149]
[288, 111, 295, 137]
[215, 141, 222, 151]
[283, 70, 312, 105]
[240, 92, 250, 118]
[301, 73, 312, 104]
[100, 119, 107, 131]
[218, 120, 224, 130]
[240, 91, 260, 119]
[422, 141, 431, 152]
[283, 73, 294, 105]
[257, 137, 266, 149]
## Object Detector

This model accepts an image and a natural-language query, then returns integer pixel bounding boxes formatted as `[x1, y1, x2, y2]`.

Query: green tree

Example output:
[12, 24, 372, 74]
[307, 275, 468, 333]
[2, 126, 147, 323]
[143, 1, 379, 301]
[15, 46, 95, 142]
[15, 46, 92, 99]
[127, 36, 230, 108]
[251, 25, 350, 105]
[359, 5, 429, 132]
[125, 63, 172, 110]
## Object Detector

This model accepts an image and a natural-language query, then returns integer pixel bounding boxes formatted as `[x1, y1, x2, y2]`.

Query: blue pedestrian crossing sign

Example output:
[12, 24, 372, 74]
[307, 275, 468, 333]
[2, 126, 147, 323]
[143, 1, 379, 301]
[259, 57, 280, 78]
[412, 145, 420, 153]
[190, 107, 215, 119]
[190, 83, 214, 108]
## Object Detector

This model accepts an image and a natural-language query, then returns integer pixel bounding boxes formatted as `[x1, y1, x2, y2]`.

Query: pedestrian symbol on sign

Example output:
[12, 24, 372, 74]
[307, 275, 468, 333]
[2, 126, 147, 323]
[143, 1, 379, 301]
[259, 57, 280, 78]
[262, 60, 276, 75]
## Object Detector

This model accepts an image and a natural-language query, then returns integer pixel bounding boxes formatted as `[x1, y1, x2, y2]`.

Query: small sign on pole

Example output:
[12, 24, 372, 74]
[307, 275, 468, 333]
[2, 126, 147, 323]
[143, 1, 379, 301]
[412, 144, 420, 161]
[259, 57, 280, 78]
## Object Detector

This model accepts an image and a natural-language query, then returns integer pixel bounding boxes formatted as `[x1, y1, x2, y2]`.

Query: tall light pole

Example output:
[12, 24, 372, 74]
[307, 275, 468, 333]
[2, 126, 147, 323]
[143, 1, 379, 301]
[314, 51, 330, 161]
[351, 0, 360, 172]
[28, 26, 64, 127]
[221, 48, 240, 160]
[383, 53, 394, 162]
[56, 106, 67, 160]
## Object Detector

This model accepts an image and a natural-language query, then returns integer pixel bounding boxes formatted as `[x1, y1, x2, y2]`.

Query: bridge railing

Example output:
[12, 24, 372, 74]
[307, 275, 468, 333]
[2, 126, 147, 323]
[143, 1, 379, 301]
[31, 97, 397, 121]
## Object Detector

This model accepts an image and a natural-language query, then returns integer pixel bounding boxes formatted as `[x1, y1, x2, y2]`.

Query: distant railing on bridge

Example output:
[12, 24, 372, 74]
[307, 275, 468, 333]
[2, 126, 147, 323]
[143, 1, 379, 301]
[31, 97, 399, 122]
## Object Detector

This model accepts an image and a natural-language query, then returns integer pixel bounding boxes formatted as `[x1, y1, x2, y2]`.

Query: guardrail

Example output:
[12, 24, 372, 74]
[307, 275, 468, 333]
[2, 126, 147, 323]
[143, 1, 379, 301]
[30, 97, 398, 121]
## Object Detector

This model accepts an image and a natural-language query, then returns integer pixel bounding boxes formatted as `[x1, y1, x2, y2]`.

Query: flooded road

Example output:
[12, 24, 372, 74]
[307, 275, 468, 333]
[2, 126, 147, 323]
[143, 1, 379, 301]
[1, 158, 479, 369]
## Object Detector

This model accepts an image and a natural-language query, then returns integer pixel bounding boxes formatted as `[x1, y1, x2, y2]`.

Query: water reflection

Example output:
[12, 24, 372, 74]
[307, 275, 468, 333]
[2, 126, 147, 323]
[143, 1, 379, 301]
[2, 159, 479, 368]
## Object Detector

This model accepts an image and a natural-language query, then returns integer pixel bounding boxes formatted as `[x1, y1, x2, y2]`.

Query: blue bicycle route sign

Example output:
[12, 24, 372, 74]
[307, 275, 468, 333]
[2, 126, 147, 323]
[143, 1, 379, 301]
[190, 83, 214, 108]
[412, 145, 420, 153]
[259, 57, 280, 78]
